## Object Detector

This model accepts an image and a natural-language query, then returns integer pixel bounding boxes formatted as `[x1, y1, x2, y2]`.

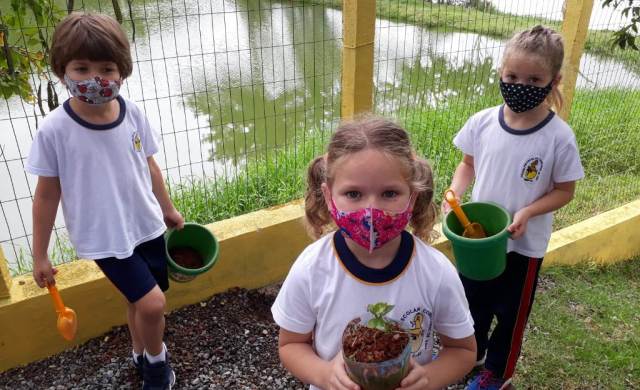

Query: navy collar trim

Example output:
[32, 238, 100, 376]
[64, 96, 126, 130]
[333, 230, 414, 284]
[499, 104, 555, 135]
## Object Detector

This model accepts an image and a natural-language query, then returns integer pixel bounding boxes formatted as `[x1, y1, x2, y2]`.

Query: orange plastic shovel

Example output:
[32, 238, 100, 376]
[444, 189, 487, 239]
[47, 283, 77, 341]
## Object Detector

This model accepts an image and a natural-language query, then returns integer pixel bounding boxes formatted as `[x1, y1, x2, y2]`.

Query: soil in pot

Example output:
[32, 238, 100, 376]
[169, 246, 204, 269]
[343, 318, 409, 362]
[342, 318, 411, 390]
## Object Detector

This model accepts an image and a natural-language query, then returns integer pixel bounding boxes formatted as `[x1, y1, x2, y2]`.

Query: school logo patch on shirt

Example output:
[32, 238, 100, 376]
[521, 157, 543, 182]
[400, 307, 433, 357]
[132, 131, 142, 152]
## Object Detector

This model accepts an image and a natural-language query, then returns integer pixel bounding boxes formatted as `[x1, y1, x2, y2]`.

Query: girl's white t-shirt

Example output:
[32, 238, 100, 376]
[271, 231, 474, 390]
[26, 97, 166, 259]
[454, 105, 584, 258]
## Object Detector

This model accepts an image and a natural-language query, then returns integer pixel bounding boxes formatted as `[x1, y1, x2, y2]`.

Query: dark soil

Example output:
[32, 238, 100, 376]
[0, 285, 474, 389]
[169, 247, 204, 269]
[342, 319, 410, 363]
[0, 286, 303, 390]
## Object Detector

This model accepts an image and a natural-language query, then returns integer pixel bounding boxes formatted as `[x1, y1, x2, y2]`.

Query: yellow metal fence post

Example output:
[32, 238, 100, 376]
[0, 245, 12, 299]
[341, 0, 376, 119]
[559, 0, 594, 120]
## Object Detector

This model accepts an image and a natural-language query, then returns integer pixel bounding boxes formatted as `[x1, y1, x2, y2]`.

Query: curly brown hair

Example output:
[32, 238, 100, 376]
[304, 116, 438, 242]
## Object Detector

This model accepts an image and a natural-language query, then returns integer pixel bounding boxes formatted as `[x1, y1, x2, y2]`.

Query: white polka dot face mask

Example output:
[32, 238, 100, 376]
[499, 80, 553, 113]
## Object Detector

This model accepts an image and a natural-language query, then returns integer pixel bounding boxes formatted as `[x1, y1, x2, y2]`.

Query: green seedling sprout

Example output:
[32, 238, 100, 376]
[366, 302, 394, 332]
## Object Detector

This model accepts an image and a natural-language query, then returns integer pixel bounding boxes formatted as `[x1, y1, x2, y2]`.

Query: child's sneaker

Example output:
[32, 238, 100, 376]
[142, 356, 176, 390]
[466, 369, 511, 390]
[132, 354, 144, 377]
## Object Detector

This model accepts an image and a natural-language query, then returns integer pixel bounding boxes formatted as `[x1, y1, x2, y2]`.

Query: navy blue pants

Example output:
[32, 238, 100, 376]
[460, 251, 543, 380]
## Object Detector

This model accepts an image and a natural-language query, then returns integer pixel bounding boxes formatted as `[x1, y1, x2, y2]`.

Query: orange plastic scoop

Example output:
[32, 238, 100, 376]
[47, 284, 77, 341]
[444, 189, 487, 239]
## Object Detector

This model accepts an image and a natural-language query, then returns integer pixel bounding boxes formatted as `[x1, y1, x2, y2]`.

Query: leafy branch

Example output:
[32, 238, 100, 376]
[602, 0, 640, 50]
[0, 0, 63, 109]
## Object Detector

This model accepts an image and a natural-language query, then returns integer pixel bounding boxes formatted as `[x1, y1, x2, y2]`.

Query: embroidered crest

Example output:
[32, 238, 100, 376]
[521, 157, 543, 182]
[132, 132, 142, 152]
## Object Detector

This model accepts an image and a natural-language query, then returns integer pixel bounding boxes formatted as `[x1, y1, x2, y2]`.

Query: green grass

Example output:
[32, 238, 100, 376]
[303, 0, 640, 74]
[168, 141, 315, 224]
[163, 87, 640, 232]
[516, 258, 640, 388]
[405, 87, 640, 229]
[8, 87, 639, 274]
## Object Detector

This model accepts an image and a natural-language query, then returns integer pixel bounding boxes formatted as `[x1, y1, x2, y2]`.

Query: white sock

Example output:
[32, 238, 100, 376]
[144, 342, 167, 364]
[132, 350, 141, 363]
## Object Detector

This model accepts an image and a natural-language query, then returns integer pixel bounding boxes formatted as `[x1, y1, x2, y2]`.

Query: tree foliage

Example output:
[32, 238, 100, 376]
[0, 0, 64, 113]
[602, 0, 640, 50]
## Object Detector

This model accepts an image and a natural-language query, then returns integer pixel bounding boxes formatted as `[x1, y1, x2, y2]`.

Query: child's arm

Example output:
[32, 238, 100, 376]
[443, 154, 475, 213]
[278, 328, 359, 390]
[147, 156, 184, 230]
[399, 334, 476, 390]
[32, 176, 61, 288]
[509, 180, 575, 238]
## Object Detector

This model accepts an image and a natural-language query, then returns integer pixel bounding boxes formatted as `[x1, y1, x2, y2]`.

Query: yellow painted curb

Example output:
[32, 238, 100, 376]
[0, 201, 311, 373]
[1, 199, 639, 372]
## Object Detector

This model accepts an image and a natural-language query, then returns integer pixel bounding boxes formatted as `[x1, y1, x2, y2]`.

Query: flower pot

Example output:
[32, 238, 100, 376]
[165, 223, 219, 282]
[342, 316, 411, 390]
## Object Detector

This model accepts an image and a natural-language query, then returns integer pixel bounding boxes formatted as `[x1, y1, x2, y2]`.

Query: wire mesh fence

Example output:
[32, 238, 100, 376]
[1, 0, 639, 275]
[370, 0, 640, 228]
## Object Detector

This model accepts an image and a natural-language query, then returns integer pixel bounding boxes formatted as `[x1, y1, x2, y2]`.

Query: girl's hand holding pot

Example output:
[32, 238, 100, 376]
[324, 353, 360, 390]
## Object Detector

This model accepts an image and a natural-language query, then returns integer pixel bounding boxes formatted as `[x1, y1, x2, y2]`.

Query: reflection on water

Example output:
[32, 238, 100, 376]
[1, 0, 640, 268]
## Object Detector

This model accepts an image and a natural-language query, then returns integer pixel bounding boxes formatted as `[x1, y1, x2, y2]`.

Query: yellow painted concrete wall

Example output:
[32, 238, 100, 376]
[0, 201, 311, 373]
[1, 199, 639, 372]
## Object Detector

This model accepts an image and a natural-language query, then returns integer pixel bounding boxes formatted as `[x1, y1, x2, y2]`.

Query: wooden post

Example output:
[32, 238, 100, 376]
[0, 245, 12, 299]
[559, 0, 594, 120]
[341, 0, 376, 119]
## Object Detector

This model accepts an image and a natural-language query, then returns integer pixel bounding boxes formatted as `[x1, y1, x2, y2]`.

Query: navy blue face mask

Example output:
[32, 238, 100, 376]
[499, 80, 553, 113]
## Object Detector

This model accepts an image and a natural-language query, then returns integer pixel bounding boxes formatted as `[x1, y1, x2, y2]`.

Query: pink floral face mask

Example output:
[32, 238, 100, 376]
[329, 196, 413, 253]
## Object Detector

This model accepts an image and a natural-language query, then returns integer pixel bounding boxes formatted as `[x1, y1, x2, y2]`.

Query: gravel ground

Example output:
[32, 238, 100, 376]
[0, 285, 475, 390]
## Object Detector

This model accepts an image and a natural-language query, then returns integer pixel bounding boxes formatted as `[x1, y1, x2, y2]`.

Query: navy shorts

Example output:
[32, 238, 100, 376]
[95, 234, 169, 303]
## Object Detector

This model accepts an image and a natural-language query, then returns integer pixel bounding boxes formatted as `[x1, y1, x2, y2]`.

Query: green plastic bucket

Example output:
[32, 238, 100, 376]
[442, 202, 511, 281]
[165, 223, 219, 282]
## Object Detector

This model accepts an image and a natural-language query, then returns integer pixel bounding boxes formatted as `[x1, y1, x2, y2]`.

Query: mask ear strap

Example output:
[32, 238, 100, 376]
[405, 192, 416, 212]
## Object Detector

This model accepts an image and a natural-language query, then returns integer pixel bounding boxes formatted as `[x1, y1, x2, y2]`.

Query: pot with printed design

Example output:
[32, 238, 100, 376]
[342, 302, 411, 390]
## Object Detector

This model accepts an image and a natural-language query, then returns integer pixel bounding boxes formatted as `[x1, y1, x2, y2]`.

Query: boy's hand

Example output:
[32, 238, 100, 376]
[33, 258, 58, 288]
[508, 208, 531, 239]
[396, 358, 429, 389]
[324, 353, 360, 390]
[163, 208, 185, 230]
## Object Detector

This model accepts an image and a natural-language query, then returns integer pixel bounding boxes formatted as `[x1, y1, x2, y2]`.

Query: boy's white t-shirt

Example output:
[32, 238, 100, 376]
[453, 105, 584, 258]
[272, 231, 474, 390]
[26, 96, 166, 259]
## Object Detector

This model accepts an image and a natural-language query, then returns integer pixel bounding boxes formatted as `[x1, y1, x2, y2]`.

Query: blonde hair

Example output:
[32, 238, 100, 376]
[304, 116, 438, 242]
[50, 13, 132, 79]
[502, 25, 564, 111]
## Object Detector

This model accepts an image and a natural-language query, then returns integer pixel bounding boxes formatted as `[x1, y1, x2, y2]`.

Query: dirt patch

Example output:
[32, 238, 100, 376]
[169, 247, 204, 269]
[0, 286, 474, 389]
[342, 318, 409, 363]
